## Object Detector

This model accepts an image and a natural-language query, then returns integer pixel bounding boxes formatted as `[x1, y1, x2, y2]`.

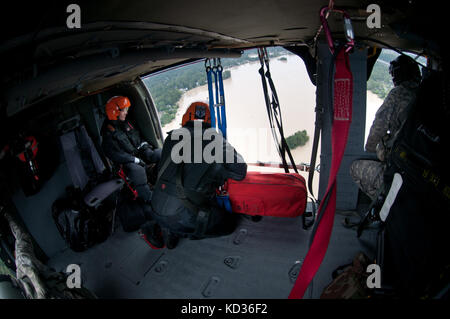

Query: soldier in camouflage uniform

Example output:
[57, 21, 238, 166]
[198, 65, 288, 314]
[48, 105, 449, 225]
[0, 206, 96, 299]
[350, 55, 421, 200]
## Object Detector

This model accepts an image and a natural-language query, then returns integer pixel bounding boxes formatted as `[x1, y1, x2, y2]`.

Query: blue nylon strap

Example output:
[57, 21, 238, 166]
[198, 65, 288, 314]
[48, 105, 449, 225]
[218, 67, 227, 139]
[216, 194, 232, 213]
[206, 67, 216, 130]
[213, 68, 222, 133]
[205, 59, 227, 138]
[206, 58, 230, 214]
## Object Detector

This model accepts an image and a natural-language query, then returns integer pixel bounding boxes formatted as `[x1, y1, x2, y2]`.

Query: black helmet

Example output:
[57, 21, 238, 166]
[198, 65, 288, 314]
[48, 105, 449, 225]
[389, 55, 421, 86]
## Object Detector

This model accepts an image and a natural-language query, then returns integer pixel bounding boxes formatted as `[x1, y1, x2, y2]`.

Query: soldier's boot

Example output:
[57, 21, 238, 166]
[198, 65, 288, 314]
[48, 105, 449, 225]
[162, 228, 179, 250]
[141, 221, 165, 249]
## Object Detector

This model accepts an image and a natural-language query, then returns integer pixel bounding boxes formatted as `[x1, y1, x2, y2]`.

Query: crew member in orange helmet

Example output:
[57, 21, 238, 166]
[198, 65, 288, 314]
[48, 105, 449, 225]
[101, 96, 162, 204]
[147, 101, 247, 249]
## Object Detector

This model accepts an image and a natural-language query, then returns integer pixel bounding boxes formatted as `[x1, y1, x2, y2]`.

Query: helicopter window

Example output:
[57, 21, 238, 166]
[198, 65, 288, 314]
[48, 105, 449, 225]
[142, 46, 318, 194]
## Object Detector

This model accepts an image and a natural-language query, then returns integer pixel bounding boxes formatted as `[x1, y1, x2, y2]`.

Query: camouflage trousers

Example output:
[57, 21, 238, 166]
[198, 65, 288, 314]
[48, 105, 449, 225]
[349, 160, 385, 201]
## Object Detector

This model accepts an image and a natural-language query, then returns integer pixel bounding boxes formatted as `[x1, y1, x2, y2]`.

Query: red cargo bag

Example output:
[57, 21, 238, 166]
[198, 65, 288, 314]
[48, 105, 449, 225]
[225, 172, 307, 217]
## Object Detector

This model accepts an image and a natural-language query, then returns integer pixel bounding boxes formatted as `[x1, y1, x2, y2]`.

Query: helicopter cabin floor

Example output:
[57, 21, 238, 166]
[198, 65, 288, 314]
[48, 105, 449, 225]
[46, 198, 378, 299]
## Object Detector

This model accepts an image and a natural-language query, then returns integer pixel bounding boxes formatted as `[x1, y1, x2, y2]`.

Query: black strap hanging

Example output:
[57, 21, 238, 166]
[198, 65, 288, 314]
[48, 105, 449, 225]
[257, 47, 298, 174]
[308, 99, 323, 202]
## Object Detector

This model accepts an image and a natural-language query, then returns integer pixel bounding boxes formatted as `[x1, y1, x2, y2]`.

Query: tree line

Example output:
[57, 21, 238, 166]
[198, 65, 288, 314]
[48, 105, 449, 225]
[286, 130, 309, 149]
[143, 47, 292, 126]
[367, 50, 425, 100]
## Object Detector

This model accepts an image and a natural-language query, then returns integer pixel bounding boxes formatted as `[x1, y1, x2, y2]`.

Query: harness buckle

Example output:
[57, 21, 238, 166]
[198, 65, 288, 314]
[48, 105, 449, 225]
[319, 6, 355, 54]
[343, 16, 354, 46]
[205, 58, 212, 72]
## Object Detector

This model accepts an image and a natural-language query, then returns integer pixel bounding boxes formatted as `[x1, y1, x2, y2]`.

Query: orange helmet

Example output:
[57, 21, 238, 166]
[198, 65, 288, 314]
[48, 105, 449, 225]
[105, 96, 131, 121]
[181, 101, 211, 126]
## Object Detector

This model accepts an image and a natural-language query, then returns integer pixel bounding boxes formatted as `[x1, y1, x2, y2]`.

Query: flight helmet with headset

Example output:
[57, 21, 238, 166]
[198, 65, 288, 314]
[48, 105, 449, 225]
[389, 55, 421, 87]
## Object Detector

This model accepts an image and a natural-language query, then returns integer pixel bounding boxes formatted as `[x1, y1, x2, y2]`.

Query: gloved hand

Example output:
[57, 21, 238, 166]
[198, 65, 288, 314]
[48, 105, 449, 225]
[375, 142, 386, 162]
[142, 148, 162, 164]
[134, 157, 146, 167]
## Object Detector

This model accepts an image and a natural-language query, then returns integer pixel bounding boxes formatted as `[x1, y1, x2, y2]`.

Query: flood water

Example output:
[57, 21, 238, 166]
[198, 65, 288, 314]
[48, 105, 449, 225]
[160, 54, 383, 196]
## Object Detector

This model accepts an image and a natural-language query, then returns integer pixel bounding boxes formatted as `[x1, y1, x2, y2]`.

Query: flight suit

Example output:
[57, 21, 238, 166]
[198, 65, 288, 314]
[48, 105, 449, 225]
[150, 121, 247, 239]
[101, 119, 161, 202]
[350, 80, 419, 200]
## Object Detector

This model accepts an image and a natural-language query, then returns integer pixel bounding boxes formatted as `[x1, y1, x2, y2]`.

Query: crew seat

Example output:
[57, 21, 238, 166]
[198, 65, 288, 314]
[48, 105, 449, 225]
[57, 115, 124, 208]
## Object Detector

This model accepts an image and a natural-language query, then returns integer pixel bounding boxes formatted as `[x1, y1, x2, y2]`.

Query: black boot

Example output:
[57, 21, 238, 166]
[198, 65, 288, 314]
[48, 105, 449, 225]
[141, 221, 164, 249]
[162, 228, 179, 249]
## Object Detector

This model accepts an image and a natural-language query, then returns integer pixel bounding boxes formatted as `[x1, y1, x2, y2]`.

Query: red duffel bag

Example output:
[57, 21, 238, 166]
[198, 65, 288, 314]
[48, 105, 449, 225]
[225, 172, 307, 217]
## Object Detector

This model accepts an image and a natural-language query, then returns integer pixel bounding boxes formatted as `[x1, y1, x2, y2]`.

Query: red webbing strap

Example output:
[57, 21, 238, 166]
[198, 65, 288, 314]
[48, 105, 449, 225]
[289, 48, 353, 299]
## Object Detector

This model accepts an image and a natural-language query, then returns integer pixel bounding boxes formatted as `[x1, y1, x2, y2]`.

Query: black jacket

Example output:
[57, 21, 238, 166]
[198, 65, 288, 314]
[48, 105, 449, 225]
[101, 119, 154, 164]
[151, 122, 247, 237]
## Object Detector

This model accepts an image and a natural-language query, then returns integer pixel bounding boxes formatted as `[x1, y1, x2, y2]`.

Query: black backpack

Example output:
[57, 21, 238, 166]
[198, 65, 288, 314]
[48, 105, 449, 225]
[52, 187, 112, 252]
[378, 71, 450, 298]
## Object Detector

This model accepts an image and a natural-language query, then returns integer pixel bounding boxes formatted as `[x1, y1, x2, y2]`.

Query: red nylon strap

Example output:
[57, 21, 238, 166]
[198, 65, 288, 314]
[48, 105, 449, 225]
[117, 167, 139, 200]
[289, 48, 353, 299]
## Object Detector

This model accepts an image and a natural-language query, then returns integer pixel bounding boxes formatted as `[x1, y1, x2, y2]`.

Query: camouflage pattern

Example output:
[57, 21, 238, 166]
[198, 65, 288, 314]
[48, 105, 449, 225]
[3, 210, 96, 299]
[350, 160, 384, 200]
[320, 252, 372, 299]
[365, 80, 419, 156]
[351, 80, 419, 199]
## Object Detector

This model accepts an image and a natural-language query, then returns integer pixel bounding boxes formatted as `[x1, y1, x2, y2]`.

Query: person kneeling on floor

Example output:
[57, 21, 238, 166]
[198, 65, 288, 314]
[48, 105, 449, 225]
[142, 101, 247, 249]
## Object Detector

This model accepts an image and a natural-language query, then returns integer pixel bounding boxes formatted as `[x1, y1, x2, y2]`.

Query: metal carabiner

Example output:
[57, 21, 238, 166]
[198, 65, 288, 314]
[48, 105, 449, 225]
[319, 6, 354, 54]
[342, 13, 355, 53]
[343, 16, 354, 43]
[205, 58, 212, 71]
[320, 6, 335, 53]
[217, 58, 223, 72]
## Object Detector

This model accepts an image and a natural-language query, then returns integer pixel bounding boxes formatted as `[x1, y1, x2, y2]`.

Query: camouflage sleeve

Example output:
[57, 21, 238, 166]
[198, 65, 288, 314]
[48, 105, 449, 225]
[365, 88, 399, 152]
[4, 211, 50, 298]
[3, 210, 97, 299]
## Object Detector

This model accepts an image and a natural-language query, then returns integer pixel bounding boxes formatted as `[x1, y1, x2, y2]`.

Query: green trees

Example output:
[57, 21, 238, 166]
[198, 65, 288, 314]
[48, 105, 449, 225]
[143, 47, 292, 126]
[367, 60, 394, 99]
[286, 130, 309, 149]
[367, 50, 400, 99]
[143, 64, 205, 125]
[367, 50, 425, 100]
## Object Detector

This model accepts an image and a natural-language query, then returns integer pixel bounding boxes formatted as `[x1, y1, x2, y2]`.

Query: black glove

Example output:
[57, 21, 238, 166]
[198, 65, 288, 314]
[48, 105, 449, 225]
[142, 148, 162, 164]
[134, 157, 146, 167]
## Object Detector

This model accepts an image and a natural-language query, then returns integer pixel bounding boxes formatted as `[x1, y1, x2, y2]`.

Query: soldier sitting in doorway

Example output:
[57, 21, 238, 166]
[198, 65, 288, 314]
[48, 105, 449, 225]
[350, 55, 421, 200]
